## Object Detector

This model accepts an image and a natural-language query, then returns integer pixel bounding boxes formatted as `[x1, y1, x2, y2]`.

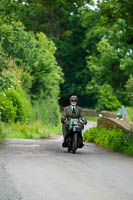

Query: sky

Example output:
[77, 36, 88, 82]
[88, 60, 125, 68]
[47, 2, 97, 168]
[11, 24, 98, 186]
[87, 0, 98, 10]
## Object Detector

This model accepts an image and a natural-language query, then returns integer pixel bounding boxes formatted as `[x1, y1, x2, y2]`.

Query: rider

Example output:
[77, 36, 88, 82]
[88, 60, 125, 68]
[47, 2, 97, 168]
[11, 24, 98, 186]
[61, 95, 87, 147]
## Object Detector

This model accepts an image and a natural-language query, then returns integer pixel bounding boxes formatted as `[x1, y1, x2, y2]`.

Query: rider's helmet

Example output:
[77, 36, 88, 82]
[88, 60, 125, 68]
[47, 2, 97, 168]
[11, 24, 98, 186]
[70, 95, 78, 102]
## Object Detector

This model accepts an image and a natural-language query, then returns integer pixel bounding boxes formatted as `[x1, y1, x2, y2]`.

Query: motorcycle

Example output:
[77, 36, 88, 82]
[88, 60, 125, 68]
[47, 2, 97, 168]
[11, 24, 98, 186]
[65, 118, 85, 154]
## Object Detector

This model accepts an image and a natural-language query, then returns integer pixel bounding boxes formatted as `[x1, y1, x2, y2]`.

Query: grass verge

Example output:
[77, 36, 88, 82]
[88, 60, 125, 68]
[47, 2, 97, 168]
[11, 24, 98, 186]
[85, 116, 99, 121]
[0, 122, 5, 144]
[126, 107, 133, 122]
[83, 126, 133, 156]
[1, 121, 62, 139]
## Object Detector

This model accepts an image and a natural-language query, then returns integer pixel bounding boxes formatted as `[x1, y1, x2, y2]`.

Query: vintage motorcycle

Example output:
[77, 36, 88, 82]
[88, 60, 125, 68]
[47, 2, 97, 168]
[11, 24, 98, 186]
[65, 118, 85, 154]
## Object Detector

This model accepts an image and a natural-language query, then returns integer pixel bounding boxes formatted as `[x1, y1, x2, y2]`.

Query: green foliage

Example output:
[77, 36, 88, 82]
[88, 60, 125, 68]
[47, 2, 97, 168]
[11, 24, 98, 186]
[0, 44, 10, 71]
[84, 7, 133, 107]
[125, 76, 133, 106]
[83, 126, 98, 142]
[0, 47, 33, 123]
[1, 0, 133, 119]
[6, 86, 33, 123]
[0, 70, 15, 91]
[33, 99, 61, 126]
[98, 128, 126, 151]
[0, 87, 33, 123]
[0, 91, 16, 122]
[86, 35, 128, 87]
[0, 0, 91, 106]
[95, 84, 121, 111]
[0, 122, 5, 143]
[83, 126, 133, 156]
[4, 121, 61, 139]
[0, 22, 63, 101]
[1, 0, 133, 110]
[98, 0, 133, 44]
[85, 116, 98, 121]
[126, 107, 133, 122]
[0, 22, 62, 137]
[123, 135, 133, 156]
[2, 97, 62, 139]
[0, 59, 21, 92]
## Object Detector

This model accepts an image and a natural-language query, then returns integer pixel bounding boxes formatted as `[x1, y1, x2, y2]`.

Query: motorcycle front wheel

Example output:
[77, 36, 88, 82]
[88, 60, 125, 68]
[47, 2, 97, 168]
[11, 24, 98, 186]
[67, 137, 72, 153]
[72, 132, 78, 154]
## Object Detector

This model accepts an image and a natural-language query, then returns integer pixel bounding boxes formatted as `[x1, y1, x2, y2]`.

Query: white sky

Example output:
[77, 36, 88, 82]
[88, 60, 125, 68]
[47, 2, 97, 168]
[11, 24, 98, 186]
[87, 0, 98, 10]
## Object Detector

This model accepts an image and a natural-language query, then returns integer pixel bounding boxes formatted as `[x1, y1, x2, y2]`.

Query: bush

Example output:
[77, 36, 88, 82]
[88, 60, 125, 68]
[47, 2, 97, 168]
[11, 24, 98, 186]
[103, 128, 126, 151]
[83, 126, 133, 156]
[6, 86, 33, 123]
[0, 91, 16, 122]
[0, 22, 63, 102]
[83, 127, 98, 142]
[0, 87, 33, 123]
[0, 23, 62, 138]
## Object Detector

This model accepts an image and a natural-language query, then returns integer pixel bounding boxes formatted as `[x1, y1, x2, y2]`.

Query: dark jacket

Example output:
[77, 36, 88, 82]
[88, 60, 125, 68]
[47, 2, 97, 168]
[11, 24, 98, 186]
[62, 105, 84, 123]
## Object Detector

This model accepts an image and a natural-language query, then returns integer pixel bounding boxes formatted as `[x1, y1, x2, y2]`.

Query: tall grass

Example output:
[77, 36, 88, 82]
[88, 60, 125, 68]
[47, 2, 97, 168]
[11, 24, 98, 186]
[3, 121, 61, 139]
[0, 122, 5, 143]
[4, 99, 62, 139]
[32, 100, 60, 126]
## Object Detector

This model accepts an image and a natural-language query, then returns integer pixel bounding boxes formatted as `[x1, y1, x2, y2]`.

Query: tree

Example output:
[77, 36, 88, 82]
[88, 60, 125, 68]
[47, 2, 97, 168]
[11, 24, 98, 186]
[0, 22, 63, 101]
[95, 84, 121, 111]
[0, 22, 63, 124]
[1, 0, 132, 109]
[85, 16, 133, 106]
[0, 0, 93, 106]
[98, 0, 133, 44]
[125, 75, 133, 106]
[0, 45, 33, 122]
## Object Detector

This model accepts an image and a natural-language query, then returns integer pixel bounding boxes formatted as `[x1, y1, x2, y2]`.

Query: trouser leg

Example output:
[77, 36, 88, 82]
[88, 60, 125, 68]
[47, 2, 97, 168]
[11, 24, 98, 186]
[62, 124, 68, 140]
[62, 124, 69, 147]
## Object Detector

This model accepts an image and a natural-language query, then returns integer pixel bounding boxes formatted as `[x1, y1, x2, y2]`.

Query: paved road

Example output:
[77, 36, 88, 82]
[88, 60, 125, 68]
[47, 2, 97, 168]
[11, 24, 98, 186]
[0, 121, 133, 200]
[83, 120, 97, 132]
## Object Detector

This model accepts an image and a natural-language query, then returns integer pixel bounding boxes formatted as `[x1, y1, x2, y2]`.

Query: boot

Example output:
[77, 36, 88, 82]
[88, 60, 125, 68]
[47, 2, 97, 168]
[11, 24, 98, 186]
[78, 138, 84, 148]
[62, 137, 68, 147]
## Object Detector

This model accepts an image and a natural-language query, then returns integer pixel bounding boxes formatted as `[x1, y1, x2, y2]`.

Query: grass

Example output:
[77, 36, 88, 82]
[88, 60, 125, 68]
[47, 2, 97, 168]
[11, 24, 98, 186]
[126, 107, 133, 122]
[0, 123, 5, 144]
[1, 121, 62, 139]
[1, 106, 132, 140]
[85, 116, 99, 121]
[85, 106, 133, 122]
[0, 136, 3, 144]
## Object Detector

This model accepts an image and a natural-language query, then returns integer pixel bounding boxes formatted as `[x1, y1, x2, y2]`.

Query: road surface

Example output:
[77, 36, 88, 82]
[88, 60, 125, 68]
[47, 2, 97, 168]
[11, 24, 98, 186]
[0, 121, 133, 200]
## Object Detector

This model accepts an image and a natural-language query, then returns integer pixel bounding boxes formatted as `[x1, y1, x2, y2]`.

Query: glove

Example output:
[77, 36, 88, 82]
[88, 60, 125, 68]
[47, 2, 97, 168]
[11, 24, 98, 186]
[80, 117, 87, 125]
[61, 118, 65, 123]
[84, 120, 87, 125]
